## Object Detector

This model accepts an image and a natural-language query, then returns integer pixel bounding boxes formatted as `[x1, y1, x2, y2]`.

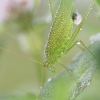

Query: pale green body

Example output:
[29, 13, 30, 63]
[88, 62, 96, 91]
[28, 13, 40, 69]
[44, 0, 95, 72]
[45, 0, 73, 71]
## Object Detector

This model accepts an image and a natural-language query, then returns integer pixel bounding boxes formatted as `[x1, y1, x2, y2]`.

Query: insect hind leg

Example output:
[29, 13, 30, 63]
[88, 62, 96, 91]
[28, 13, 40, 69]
[75, 40, 96, 59]
[66, 40, 96, 59]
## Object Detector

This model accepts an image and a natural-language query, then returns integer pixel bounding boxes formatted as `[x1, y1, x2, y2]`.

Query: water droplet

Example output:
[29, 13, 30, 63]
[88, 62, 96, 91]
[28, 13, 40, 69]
[40, 86, 43, 89]
[91, 41, 94, 44]
[80, 28, 82, 30]
[67, 37, 70, 40]
[47, 78, 51, 82]
[87, 81, 90, 86]
[72, 11, 82, 25]
[61, 52, 64, 55]
[77, 42, 80, 45]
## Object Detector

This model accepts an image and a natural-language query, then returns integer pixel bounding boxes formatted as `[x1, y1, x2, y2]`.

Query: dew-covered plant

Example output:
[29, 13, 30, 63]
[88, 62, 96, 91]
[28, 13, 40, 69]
[0, 0, 100, 100]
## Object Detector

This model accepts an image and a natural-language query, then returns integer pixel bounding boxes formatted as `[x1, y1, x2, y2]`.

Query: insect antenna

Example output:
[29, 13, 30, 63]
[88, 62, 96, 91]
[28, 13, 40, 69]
[0, 46, 43, 66]
[30, 34, 45, 87]
[23, 15, 45, 87]
[30, 34, 44, 65]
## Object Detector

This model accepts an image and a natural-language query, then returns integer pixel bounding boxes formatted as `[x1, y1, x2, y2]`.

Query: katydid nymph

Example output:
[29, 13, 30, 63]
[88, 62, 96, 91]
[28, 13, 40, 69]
[0, 0, 95, 86]
[44, 0, 95, 73]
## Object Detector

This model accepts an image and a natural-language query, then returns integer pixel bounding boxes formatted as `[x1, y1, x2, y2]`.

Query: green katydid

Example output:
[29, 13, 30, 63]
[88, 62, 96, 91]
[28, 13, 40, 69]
[0, 0, 95, 82]
[44, 0, 95, 73]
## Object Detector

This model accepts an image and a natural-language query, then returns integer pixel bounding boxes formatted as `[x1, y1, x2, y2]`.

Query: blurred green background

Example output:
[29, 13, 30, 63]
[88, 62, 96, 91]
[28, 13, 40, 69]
[0, 0, 100, 99]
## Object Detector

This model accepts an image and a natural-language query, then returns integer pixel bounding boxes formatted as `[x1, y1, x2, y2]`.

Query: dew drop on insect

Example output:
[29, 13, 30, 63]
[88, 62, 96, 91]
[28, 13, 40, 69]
[68, 37, 70, 39]
[77, 42, 81, 45]
[72, 11, 82, 25]
[80, 28, 82, 30]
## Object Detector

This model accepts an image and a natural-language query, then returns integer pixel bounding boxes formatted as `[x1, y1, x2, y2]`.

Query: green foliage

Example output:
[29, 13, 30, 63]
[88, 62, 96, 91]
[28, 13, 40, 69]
[96, 0, 100, 19]
[0, 0, 100, 100]
[96, 0, 100, 5]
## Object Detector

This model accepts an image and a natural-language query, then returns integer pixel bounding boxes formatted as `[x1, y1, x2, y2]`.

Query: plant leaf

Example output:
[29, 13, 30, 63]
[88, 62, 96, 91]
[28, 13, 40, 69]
[38, 41, 100, 100]
[96, 0, 100, 5]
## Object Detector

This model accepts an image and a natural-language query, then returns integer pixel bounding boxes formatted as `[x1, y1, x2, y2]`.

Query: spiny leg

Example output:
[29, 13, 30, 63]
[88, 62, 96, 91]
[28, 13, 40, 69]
[67, 40, 96, 59]
[75, 40, 96, 58]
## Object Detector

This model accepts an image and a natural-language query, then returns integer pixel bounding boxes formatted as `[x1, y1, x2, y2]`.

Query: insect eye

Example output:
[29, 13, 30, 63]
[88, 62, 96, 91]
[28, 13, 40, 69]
[72, 11, 82, 25]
